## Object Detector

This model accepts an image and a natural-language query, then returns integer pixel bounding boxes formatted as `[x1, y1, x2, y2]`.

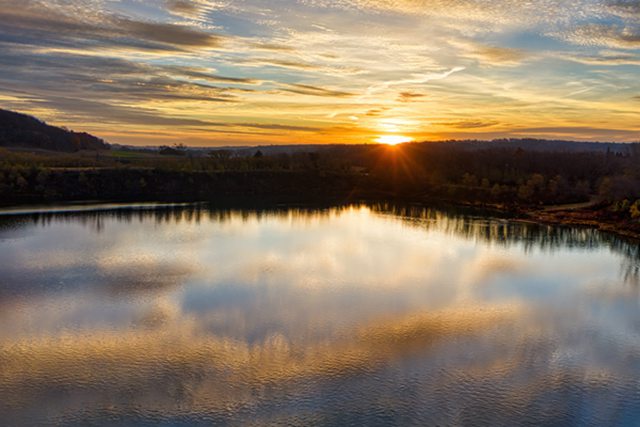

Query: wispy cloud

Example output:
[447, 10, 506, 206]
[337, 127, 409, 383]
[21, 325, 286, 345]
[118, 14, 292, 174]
[560, 24, 640, 49]
[558, 50, 640, 66]
[449, 39, 529, 66]
[397, 91, 427, 102]
[0, 0, 225, 52]
[367, 67, 465, 95]
[606, 0, 640, 19]
[280, 83, 356, 97]
[440, 120, 500, 129]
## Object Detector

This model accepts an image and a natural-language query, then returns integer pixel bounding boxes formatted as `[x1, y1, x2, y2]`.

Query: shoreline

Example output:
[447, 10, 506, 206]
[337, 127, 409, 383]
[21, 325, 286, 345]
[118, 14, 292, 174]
[2, 196, 639, 243]
[524, 209, 640, 242]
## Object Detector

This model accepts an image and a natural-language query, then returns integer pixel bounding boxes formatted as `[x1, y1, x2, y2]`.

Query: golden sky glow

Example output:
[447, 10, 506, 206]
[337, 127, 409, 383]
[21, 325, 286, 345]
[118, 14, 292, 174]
[0, 0, 639, 146]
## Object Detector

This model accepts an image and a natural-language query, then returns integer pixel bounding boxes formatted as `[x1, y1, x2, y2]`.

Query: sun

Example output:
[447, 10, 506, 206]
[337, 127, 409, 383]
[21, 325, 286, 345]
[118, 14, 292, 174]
[375, 135, 413, 146]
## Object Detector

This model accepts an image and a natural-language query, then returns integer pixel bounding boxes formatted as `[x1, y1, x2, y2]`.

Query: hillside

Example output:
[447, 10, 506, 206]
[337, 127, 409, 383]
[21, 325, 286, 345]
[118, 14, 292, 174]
[453, 138, 634, 154]
[0, 109, 110, 152]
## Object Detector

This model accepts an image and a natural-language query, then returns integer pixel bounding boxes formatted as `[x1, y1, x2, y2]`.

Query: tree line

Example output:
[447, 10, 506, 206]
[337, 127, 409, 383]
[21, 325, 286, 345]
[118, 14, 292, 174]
[2, 142, 640, 222]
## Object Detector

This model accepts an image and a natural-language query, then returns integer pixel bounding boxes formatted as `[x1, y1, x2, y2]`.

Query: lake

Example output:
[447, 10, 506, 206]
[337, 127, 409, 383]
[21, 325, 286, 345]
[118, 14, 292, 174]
[1, 203, 639, 426]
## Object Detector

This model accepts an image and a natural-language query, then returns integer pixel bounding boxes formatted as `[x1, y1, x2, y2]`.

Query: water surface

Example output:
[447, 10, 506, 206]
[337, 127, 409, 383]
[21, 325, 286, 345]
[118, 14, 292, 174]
[1, 204, 639, 426]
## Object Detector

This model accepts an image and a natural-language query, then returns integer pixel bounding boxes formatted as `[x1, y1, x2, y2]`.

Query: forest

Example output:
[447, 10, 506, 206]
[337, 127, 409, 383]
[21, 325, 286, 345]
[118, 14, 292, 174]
[1, 141, 639, 211]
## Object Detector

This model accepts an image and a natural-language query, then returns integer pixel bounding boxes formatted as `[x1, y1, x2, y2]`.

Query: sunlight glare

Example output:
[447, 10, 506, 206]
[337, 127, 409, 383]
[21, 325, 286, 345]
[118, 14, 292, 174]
[376, 135, 413, 146]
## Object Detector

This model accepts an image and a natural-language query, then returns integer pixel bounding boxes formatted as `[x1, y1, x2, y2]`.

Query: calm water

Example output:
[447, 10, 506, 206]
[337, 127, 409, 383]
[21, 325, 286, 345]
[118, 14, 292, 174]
[1, 204, 639, 426]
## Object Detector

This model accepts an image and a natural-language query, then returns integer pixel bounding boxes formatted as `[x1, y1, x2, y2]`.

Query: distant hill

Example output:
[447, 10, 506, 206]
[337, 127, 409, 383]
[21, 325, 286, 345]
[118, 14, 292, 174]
[200, 139, 637, 157]
[451, 138, 634, 154]
[0, 109, 110, 152]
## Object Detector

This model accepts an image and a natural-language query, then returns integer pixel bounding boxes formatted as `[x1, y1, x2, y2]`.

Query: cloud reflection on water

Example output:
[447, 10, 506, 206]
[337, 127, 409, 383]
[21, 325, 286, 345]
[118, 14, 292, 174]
[0, 204, 639, 425]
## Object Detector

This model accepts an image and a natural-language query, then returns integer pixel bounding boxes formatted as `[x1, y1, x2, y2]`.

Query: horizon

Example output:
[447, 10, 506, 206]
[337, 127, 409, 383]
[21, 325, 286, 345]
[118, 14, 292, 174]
[5, 106, 640, 149]
[1, 1, 639, 146]
[117, 140, 640, 151]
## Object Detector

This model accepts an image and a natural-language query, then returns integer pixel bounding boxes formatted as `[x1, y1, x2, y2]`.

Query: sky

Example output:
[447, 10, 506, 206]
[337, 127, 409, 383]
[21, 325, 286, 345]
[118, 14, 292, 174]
[0, 0, 639, 146]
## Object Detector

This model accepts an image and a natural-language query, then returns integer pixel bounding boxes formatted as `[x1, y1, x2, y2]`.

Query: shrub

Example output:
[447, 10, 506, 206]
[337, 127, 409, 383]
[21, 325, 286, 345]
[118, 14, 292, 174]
[630, 200, 640, 220]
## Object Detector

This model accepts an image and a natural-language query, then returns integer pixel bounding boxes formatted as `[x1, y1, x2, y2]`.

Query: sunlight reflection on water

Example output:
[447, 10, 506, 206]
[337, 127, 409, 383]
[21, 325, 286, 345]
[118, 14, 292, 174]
[0, 204, 639, 426]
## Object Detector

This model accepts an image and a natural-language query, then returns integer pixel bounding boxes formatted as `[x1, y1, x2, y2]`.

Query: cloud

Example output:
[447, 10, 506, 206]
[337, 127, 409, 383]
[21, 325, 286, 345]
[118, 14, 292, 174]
[441, 120, 500, 129]
[0, 49, 246, 106]
[119, 19, 222, 48]
[397, 91, 426, 102]
[606, 0, 640, 18]
[562, 24, 640, 49]
[280, 83, 355, 97]
[452, 41, 528, 66]
[367, 67, 465, 94]
[249, 42, 296, 52]
[240, 58, 322, 70]
[163, 66, 263, 85]
[30, 96, 321, 132]
[365, 108, 390, 116]
[474, 46, 527, 64]
[559, 50, 640, 65]
[165, 0, 223, 19]
[28, 97, 224, 127]
[236, 123, 322, 131]
[306, 0, 603, 29]
[0, 0, 224, 52]
[165, 0, 202, 16]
